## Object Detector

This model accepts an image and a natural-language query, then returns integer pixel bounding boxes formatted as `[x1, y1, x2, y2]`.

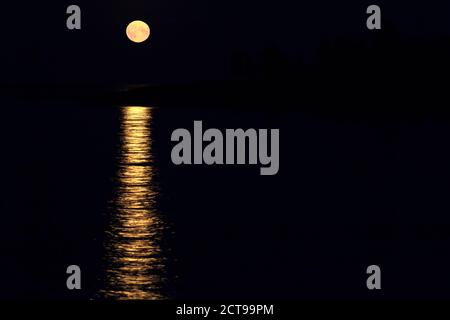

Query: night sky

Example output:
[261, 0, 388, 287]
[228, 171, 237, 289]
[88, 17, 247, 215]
[2, 1, 450, 84]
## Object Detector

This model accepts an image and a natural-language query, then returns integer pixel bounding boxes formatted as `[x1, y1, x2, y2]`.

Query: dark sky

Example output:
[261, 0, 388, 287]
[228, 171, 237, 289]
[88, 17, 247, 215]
[2, 1, 450, 84]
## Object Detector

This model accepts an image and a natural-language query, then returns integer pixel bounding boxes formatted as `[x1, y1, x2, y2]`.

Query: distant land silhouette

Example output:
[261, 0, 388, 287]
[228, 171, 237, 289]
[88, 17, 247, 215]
[3, 27, 450, 119]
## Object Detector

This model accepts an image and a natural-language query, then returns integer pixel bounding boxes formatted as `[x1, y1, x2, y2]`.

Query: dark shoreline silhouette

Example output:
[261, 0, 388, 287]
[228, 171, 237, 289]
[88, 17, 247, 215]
[3, 28, 450, 119]
[2, 65, 449, 122]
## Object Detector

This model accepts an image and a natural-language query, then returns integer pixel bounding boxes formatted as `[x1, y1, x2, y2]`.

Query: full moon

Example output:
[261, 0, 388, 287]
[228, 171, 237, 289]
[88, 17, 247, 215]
[126, 20, 151, 43]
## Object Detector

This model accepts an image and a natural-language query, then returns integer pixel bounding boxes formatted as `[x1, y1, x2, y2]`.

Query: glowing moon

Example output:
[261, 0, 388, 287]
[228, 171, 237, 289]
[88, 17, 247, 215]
[126, 20, 150, 43]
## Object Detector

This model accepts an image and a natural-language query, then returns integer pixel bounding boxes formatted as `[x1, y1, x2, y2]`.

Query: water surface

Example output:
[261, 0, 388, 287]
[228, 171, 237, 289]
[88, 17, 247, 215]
[101, 106, 167, 299]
